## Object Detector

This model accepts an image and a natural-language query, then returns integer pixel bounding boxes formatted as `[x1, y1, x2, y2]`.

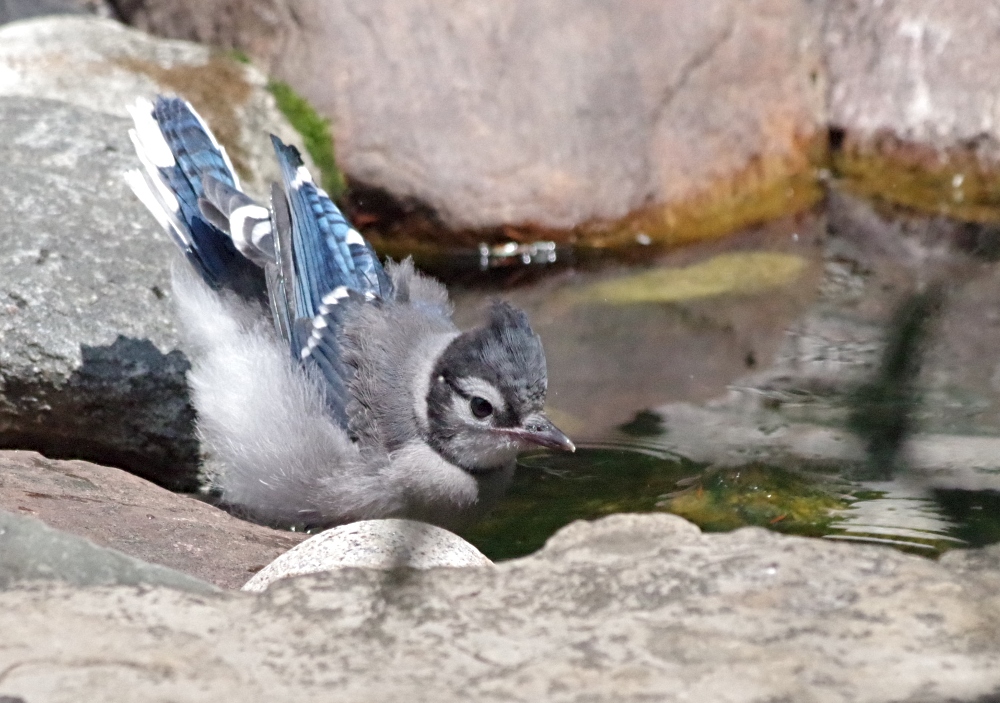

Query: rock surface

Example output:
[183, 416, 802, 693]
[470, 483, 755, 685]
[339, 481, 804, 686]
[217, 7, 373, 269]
[825, 0, 1000, 153]
[823, 1, 1000, 220]
[0, 14, 310, 200]
[116, 0, 825, 248]
[0, 451, 305, 588]
[243, 519, 491, 593]
[0, 508, 215, 594]
[0, 0, 113, 25]
[0, 95, 199, 487]
[2, 513, 1000, 701]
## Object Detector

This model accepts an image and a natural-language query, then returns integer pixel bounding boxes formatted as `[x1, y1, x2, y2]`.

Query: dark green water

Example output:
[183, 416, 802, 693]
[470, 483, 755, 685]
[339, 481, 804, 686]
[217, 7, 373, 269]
[466, 441, 1000, 561]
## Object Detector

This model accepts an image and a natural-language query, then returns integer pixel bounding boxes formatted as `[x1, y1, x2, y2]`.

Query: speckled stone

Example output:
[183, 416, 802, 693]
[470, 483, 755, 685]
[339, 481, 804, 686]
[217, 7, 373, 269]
[4, 513, 1000, 701]
[243, 519, 492, 592]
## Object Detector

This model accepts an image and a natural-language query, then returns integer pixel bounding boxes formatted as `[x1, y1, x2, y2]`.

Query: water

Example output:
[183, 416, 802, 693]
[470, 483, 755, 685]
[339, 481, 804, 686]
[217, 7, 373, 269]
[465, 442, 1000, 561]
[450, 192, 1000, 561]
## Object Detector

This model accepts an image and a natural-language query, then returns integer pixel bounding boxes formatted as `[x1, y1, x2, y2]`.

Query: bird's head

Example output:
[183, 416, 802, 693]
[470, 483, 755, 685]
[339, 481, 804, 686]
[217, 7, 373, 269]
[425, 301, 574, 472]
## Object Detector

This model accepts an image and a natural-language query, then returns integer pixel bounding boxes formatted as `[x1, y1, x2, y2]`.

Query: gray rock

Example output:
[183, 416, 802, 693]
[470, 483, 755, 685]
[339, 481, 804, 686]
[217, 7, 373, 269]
[824, 0, 1000, 154]
[2, 513, 1000, 701]
[0, 0, 113, 25]
[0, 450, 306, 589]
[0, 15, 312, 200]
[0, 95, 198, 488]
[242, 519, 492, 593]
[119, 0, 825, 243]
[0, 509, 216, 594]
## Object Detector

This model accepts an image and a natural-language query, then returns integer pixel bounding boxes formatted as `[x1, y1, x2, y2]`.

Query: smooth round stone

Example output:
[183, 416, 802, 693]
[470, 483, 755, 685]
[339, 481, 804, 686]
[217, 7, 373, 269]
[242, 519, 493, 592]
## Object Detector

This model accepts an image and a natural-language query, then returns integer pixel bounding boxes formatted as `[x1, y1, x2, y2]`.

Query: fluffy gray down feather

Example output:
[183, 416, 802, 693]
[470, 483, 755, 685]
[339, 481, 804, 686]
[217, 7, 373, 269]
[173, 258, 461, 528]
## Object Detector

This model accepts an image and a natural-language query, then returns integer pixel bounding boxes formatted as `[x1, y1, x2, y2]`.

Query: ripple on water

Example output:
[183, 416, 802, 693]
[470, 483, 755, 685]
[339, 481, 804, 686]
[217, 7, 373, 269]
[825, 482, 966, 553]
[465, 442, 998, 562]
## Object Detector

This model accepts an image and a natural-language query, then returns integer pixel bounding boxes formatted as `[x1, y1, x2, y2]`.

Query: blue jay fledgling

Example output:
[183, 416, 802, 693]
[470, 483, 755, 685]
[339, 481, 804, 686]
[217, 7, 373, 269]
[125, 96, 574, 532]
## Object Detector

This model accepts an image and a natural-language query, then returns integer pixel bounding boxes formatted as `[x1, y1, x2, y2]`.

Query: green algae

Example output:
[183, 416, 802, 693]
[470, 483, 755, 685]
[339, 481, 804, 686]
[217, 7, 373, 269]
[833, 138, 1000, 223]
[267, 80, 347, 200]
[465, 446, 701, 560]
[571, 252, 809, 305]
[663, 464, 848, 537]
[574, 135, 829, 251]
[464, 446, 850, 561]
[227, 49, 252, 65]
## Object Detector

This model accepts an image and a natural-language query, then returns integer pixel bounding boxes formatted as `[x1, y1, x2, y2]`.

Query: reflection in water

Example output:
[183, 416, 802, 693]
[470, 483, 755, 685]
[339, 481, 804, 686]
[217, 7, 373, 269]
[451, 214, 824, 438]
[847, 286, 944, 479]
[465, 440, 995, 562]
[459, 192, 1000, 561]
[825, 481, 964, 552]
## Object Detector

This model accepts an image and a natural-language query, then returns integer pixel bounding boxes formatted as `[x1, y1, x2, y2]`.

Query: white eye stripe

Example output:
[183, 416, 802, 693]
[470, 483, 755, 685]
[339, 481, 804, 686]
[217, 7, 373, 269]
[453, 377, 506, 413]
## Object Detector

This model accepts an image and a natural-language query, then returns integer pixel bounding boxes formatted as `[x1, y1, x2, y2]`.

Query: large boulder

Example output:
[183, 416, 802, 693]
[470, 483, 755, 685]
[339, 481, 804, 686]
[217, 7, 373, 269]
[823, 1, 1000, 222]
[2, 513, 1000, 700]
[115, 0, 826, 249]
[0, 95, 197, 487]
[0, 14, 311, 199]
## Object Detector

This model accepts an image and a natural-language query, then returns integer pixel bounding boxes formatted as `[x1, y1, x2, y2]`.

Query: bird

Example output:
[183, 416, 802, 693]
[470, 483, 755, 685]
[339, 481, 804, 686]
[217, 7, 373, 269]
[124, 96, 574, 533]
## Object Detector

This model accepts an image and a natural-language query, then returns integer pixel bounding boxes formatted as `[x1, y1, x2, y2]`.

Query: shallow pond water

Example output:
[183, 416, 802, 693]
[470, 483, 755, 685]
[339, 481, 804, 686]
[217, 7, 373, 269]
[449, 189, 1000, 560]
[466, 441, 1000, 561]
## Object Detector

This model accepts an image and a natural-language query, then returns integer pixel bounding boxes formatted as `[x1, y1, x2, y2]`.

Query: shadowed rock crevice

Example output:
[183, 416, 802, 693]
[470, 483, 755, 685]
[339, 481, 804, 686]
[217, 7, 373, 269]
[0, 337, 199, 491]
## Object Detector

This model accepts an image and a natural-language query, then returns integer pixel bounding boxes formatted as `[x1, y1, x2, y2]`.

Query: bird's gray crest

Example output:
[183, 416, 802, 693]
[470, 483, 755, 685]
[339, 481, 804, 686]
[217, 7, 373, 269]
[436, 301, 548, 410]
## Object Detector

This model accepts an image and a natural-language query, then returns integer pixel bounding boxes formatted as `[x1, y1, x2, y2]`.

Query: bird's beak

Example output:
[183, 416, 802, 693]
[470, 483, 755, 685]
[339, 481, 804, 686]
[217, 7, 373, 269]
[502, 415, 576, 452]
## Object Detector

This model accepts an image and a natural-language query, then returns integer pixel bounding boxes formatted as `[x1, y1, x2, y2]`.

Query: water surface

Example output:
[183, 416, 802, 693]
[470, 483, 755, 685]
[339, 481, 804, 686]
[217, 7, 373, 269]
[451, 192, 1000, 560]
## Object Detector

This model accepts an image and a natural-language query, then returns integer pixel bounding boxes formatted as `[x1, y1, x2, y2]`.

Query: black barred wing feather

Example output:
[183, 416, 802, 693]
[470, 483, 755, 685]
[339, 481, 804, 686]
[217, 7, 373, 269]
[269, 136, 392, 428]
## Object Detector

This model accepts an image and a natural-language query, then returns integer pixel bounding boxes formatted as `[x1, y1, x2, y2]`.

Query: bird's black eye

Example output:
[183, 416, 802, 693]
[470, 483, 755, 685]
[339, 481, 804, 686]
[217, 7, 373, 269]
[470, 396, 493, 419]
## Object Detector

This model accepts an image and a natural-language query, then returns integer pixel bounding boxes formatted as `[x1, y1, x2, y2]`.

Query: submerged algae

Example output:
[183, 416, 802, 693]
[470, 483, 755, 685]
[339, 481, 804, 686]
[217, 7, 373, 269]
[663, 464, 849, 537]
[574, 251, 809, 305]
[833, 132, 1000, 224]
[466, 446, 852, 561]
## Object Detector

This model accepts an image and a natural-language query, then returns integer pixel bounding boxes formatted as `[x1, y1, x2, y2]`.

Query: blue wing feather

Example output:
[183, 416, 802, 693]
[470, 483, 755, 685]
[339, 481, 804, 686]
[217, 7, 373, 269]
[143, 97, 263, 298]
[269, 135, 393, 429]
[131, 100, 389, 431]
[270, 136, 391, 315]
